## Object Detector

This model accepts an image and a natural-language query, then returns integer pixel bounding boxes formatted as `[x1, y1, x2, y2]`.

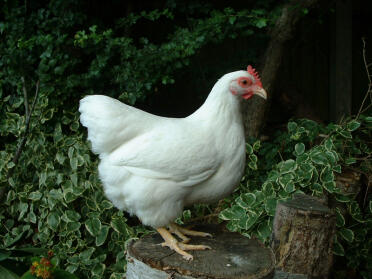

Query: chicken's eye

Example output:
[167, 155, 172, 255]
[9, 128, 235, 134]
[238, 77, 252, 87]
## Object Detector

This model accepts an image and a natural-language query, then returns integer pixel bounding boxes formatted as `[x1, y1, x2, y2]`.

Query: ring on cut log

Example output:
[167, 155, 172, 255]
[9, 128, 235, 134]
[272, 194, 336, 279]
[126, 224, 275, 279]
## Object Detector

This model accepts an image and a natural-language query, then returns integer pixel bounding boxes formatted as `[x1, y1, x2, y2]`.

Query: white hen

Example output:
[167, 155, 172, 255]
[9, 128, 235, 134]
[79, 65, 267, 260]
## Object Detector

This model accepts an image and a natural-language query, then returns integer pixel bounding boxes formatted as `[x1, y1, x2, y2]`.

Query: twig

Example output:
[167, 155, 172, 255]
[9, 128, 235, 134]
[0, 79, 40, 201]
[11, 80, 40, 166]
[21, 77, 29, 117]
[356, 38, 372, 118]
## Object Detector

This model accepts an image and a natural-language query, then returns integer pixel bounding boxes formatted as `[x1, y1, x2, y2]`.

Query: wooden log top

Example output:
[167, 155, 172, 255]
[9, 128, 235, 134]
[127, 224, 275, 279]
[280, 194, 331, 214]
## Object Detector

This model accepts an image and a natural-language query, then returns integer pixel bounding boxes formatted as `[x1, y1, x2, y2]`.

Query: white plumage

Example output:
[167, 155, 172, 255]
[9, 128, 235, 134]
[79, 67, 266, 259]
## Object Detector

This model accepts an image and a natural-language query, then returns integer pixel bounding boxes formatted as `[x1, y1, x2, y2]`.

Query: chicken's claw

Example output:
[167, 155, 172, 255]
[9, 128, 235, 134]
[169, 223, 212, 240]
[157, 226, 212, 261]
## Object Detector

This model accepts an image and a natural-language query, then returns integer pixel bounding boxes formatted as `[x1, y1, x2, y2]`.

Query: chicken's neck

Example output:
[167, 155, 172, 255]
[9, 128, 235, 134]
[189, 80, 243, 127]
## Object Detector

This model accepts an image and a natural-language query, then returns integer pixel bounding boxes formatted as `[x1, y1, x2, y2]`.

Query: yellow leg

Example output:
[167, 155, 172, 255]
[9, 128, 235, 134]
[157, 227, 211, 261]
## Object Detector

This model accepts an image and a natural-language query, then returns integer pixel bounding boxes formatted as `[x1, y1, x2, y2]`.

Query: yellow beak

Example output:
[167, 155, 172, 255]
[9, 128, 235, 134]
[254, 87, 267, 100]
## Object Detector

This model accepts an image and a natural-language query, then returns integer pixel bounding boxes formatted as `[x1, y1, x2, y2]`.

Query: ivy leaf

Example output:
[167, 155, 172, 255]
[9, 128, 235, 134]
[279, 159, 297, 173]
[248, 161, 257, 170]
[28, 191, 42, 201]
[255, 18, 267, 28]
[56, 152, 65, 165]
[70, 173, 78, 186]
[47, 212, 60, 231]
[70, 157, 78, 171]
[92, 263, 106, 277]
[338, 130, 352, 139]
[310, 182, 322, 193]
[96, 225, 109, 246]
[67, 222, 81, 233]
[323, 181, 337, 193]
[226, 220, 239, 232]
[284, 181, 295, 193]
[267, 170, 280, 182]
[347, 120, 360, 131]
[278, 173, 294, 188]
[111, 217, 131, 236]
[79, 247, 95, 261]
[265, 198, 277, 216]
[345, 158, 356, 165]
[241, 193, 256, 207]
[339, 228, 354, 242]
[295, 143, 305, 155]
[85, 218, 102, 237]
[249, 154, 258, 163]
[324, 138, 333, 151]
[246, 144, 253, 154]
[320, 167, 334, 183]
[228, 16, 236, 25]
[238, 212, 258, 230]
[257, 220, 271, 240]
[253, 141, 261, 151]
[349, 202, 364, 223]
[310, 152, 328, 165]
[100, 200, 113, 210]
[332, 164, 341, 173]
[287, 121, 297, 132]
[65, 210, 81, 222]
[325, 151, 337, 163]
[334, 194, 352, 203]
[335, 208, 345, 227]
[333, 237, 344, 256]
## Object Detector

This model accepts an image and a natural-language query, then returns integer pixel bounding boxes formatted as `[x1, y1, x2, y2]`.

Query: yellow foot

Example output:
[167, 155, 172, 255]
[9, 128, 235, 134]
[157, 227, 211, 261]
[169, 223, 212, 243]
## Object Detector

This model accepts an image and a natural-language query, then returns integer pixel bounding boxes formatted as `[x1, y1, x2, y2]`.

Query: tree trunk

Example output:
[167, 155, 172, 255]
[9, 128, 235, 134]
[272, 194, 336, 279]
[244, 0, 322, 138]
[126, 224, 275, 279]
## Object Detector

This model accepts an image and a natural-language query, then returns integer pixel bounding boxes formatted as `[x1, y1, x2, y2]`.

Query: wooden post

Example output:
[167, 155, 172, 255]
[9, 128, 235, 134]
[272, 194, 336, 279]
[126, 224, 275, 279]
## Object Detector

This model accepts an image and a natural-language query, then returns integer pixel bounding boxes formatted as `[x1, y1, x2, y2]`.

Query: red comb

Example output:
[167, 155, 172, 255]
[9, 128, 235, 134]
[247, 65, 262, 87]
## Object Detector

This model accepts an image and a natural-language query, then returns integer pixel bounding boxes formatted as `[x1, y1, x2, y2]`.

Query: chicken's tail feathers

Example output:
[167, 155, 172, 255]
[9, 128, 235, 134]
[79, 95, 148, 155]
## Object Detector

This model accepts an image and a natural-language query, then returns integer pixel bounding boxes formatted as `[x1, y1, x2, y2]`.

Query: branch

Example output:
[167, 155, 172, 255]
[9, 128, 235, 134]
[21, 77, 29, 117]
[11, 80, 39, 166]
[356, 38, 372, 118]
[0, 79, 40, 201]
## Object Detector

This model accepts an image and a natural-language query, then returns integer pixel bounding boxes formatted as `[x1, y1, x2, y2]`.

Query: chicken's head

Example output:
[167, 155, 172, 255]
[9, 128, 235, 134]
[229, 65, 267, 100]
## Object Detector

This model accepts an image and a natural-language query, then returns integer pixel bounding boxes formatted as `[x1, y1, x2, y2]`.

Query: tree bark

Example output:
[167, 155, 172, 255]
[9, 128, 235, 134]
[272, 194, 336, 279]
[126, 224, 275, 279]
[244, 0, 322, 138]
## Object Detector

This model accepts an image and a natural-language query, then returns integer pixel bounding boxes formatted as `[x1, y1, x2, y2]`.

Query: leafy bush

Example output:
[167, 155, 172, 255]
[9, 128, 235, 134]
[219, 115, 372, 278]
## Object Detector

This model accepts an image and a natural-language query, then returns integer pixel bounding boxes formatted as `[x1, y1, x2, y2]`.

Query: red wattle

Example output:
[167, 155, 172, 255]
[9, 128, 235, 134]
[242, 92, 253, 99]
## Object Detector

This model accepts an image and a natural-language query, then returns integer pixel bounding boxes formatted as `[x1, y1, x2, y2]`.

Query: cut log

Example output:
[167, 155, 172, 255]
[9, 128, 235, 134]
[126, 224, 275, 279]
[272, 194, 336, 279]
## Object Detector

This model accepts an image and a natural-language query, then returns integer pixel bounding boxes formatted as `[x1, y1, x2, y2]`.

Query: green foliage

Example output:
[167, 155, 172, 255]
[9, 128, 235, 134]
[0, 1, 277, 278]
[219, 116, 372, 277]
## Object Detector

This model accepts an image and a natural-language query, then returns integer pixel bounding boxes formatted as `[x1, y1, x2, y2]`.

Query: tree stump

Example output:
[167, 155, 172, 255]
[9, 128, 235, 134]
[126, 224, 275, 279]
[272, 194, 336, 279]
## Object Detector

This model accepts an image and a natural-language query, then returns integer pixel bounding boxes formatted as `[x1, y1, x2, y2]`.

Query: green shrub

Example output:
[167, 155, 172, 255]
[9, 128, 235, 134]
[219, 116, 372, 278]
